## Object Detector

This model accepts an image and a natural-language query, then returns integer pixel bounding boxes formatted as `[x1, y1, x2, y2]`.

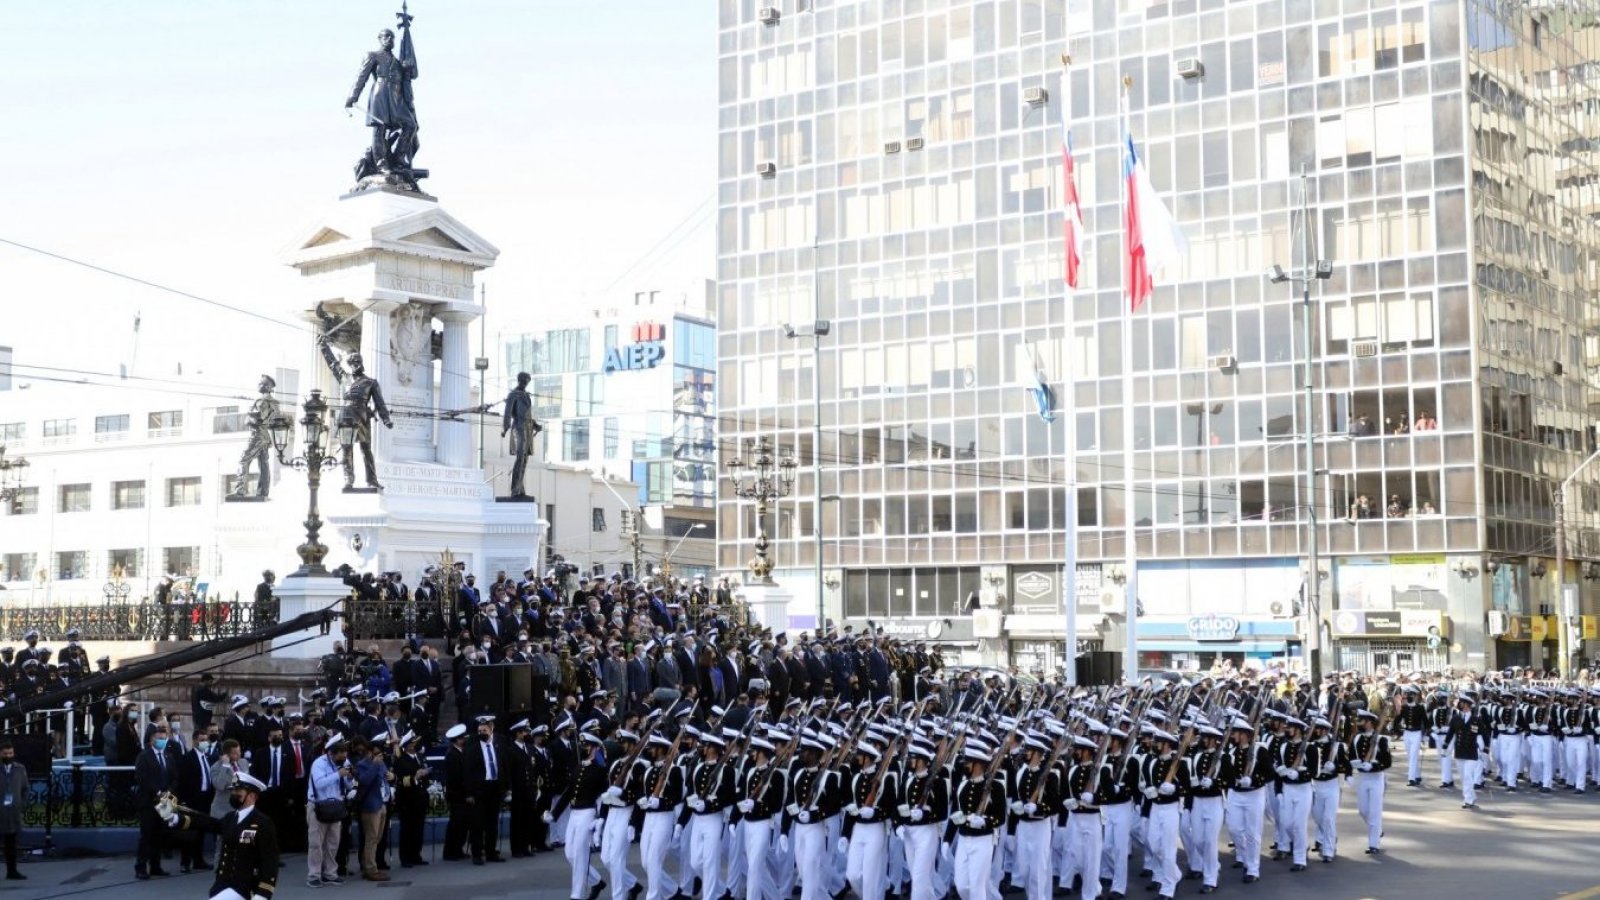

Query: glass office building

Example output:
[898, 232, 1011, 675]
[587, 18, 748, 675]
[715, 0, 1600, 672]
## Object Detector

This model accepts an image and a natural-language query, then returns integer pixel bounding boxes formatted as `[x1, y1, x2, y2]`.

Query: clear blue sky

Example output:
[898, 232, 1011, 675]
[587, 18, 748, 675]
[0, 1, 716, 391]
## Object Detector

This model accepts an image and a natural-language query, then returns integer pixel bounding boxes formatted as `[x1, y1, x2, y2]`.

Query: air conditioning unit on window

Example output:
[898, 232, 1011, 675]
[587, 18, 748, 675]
[758, 7, 780, 25]
[906, 136, 926, 151]
[1175, 57, 1205, 79]
[1098, 588, 1121, 612]
[757, 161, 777, 178]
[1209, 353, 1236, 371]
[1351, 339, 1380, 358]
[972, 608, 1003, 638]
[884, 140, 902, 154]
[1022, 86, 1049, 106]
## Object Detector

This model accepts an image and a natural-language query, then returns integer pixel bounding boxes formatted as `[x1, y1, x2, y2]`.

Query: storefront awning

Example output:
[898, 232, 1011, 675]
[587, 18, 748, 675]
[1139, 639, 1291, 654]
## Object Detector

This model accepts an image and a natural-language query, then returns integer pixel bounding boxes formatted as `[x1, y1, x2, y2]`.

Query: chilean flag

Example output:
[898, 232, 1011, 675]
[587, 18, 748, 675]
[1061, 120, 1085, 289]
[1122, 131, 1186, 311]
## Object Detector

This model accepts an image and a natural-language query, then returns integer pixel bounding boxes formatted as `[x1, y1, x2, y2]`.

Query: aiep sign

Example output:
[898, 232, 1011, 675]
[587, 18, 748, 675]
[604, 322, 666, 374]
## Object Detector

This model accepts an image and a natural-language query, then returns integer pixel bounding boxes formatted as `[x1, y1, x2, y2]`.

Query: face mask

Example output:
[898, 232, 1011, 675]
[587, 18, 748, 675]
[269, 736, 283, 746]
[479, 732, 491, 742]
[154, 738, 168, 751]
[197, 742, 211, 754]
[129, 714, 139, 723]
[228, 793, 246, 810]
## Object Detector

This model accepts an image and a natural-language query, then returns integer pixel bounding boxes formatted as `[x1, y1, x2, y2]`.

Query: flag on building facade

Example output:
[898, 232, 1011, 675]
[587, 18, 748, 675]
[1121, 131, 1186, 311]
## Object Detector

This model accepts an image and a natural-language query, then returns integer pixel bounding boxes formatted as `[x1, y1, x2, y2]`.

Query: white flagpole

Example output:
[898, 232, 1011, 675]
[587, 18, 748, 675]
[1061, 60, 1079, 685]
[1120, 76, 1140, 686]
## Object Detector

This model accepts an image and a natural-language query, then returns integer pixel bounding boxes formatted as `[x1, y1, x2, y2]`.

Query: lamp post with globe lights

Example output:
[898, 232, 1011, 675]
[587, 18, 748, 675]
[727, 438, 796, 584]
[268, 390, 354, 578]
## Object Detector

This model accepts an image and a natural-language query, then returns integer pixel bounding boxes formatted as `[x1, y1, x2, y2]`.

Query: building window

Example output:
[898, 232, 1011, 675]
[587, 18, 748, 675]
[210, 405, 247, 434]
[6, 487, 37, 516]
[563, 420, 590, 462]
[94, 414, 130, 439]
[55, 550, 88, 580]
[592, 507, 607, 532]
[604, 418, 619, 459]
[107, 548, 144, 578]
[533, 376, 563, 419]
[620, 508, 636, 534]
[576, 374, 605, 416]
[0, 422, 23, 443]
[533, 328, 591, 373]
[166, 476, 202, 507]
[1, 553, 35, 583]
[42, 418, 76, 443]
[112, 480, 146, 511]
[58, 483, 91, 513]
[148, 410, 184, 435]
[163, 546, 200, 577]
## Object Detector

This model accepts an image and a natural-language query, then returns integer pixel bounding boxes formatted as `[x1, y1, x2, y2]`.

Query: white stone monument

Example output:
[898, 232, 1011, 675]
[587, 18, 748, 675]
[223, 188, 546, 658]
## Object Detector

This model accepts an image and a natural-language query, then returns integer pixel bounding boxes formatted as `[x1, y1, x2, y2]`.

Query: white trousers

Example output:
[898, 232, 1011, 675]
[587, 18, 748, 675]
[1278, 783, 1312, 865]
[845, 821, 888, 900]
[1099, 802, 1135, 895]
[1310, 779, 1340, 859]
[1060, 812, 1102, 899]
[1223, 788, 1266, 877]
[723, 819, 746, 895]
[600, 808, 640, 900]
[688, 814, 725, 900]
[1270, 788, 1290, 853]
[953, 832, 997, 900]
[741, 819, 777, 900]
[1433, 732, 1454, 783]
[904, 823, 941, 900]
[565, 808, 598, 900]
[1145, 804, 1182, 897]
[1014, 819, 1053, 900]
[1497, 734, 1523, 785]
[1403, 731, 1424, 782]
[1354, 772, 1384, 849]
[1188, 796, 1223, 887]
[1459, 759, 1481, 806]
[640, 810, 678, 900]
[825, 815, 847, 894]
[1564, 739, 1590, 790]
[1529, 734, 1556, 789]
[794, 821, 828, 900]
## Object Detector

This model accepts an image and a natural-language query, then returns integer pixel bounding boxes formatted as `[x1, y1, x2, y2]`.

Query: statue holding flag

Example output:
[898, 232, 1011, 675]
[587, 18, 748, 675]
[344, 3, 427, 192]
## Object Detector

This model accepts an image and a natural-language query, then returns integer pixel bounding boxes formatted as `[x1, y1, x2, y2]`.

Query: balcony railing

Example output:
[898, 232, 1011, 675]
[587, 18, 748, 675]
[0, 597, 279, 643]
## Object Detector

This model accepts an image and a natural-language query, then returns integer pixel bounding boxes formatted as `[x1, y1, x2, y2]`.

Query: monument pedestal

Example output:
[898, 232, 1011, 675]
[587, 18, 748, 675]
[271, 575, 348, 658]
[739, 580, 796, 635]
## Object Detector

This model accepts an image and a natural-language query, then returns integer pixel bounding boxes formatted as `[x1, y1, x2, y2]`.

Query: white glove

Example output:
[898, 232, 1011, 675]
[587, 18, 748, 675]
[156, 796, 177, 819]
[252, 895, 271, 900]
[968, 814, 986, 828]
[738, 799, 755, 813]
[1022, 802, 1036, 815]
[605, 785, 623, 800]
[1237, 777, 1252, 789]
[1158, 783, 1175, 796]
[345, 788, 357, 801]
[592, 829, 602, 850]
[1199, 777, 1213, 789]
[689, 797, 706, 812]
[798, 810, 812, 824]
[786, 803, 801, 816]
[777, 834, 790, 854]
[897, 803, 912, 818]
[673, 824, 683, 841]
[895, 825, 908, 842]
[859, 805, 875, 819]
[845, 803, 859, 816]
[1064, 799, 1079, 811]
[1141, 786, 1158, 799]
[648, 797, 661, 810]
[1008, 800, 1024, 814]
[949, 811, 967, 826]
[836, 837, 848, 854]
[1275, 766, 1293, 779]
[165, 813, 180, 827]
[628, 827, 636, 843]
[1320, 762, 1335, 775]
[910, 808, 925, 822]
[1079, 792, 1094, 806]
[1355, 761, 1372, 772]
[541, 810, 553, 823]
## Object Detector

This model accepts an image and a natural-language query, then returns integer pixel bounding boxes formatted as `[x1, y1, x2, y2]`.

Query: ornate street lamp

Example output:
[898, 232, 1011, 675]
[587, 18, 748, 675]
[270, 390, 347, 577]
[727, 438, 796, 583]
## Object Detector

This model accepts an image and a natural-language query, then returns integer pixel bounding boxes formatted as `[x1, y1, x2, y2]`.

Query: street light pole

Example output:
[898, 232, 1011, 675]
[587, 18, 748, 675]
[784, 320, 831, 632]
[268, 389, 349, 578]
[661, 522, 707, 582]
[729, 437, 797, 584]
[1270, 169, 1334, 688]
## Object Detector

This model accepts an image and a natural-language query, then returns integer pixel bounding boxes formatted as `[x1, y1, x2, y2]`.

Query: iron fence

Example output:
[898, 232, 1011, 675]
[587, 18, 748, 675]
[0, 599, 279, 643]
[344, 598, 446, 641]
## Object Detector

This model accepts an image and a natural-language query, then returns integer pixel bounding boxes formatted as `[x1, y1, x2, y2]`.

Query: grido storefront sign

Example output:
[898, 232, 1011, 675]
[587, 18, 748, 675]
[1011, 568, 1057, 614]
[1186, 612, 1241, 642]
[604, 322, 666, 374]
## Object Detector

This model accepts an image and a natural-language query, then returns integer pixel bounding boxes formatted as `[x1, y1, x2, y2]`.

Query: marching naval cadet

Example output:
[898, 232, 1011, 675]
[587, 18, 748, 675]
[1097, 726, 1141, 900]
[632, 732, 685, 900]
[898, 738, 948, 900]
[1186, 725, 1227, 893]
[159, 771, 280, 900]
[547, 731, 607, 900]
[1560, 690, 1591, 793]
[1526, 690, 1557, 792]
[1396, 686, 1427, 786]
[1219, 715, 1272, 886]
[842, 740, 898, 900]
[681, 732, 736, 900]
[785, 732, 842, 900]
[1272, 716, 1318, 871]
[1347, 709, 1391, 855]
[1492, 689, 1525, 790]
[1059, 734, 1110, 900]
[596, 728, 645, 900]
[734, 733, 787, 900]
[1427, 689, 1455, 789]
[1308, 715, 1351, 864]
[950, 739, 1006, 900]
[1139, 729, 1190, 900]
[1008, 733, 1059, 900]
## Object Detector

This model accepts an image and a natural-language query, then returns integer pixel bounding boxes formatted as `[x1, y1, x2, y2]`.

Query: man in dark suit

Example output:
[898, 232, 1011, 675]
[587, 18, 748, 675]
[717, 647, 744, 707]
[248, 722, 294, 855]
[673, 638, 699, 693]
[804, 641, 829, 700]
[175, 728, 217, 873]
[767, 647, 791, 711]
[626, 645, 652, 713]
[190, 674, 225, 733]
[134, 725, 177, 879]
[867, 638, 892, 700]
[783, 644, 810, 702]
[464, 714, 508, 864]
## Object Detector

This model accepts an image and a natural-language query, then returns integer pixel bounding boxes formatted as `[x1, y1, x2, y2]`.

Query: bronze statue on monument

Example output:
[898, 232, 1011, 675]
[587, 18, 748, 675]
[499, 371, 542, 502]
[344, 2, 429, 194]
[226, 374, 281, 502]
[318, 336, 393, 493]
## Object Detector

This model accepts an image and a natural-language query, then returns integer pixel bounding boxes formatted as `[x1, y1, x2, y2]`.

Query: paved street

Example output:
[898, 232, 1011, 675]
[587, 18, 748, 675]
[10, 755, 1600, 900]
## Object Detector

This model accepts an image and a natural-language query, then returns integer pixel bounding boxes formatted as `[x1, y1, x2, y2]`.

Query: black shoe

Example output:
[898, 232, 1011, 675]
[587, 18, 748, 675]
[1187, 871, 1201, 880]
[150, 869, 172, 877]
[402, 863, 415, 869]
[1462, 802, 1477, 809]
[1108, 894, 1125, 900]
[1138, 869, 1153, 878]
[193, 862, 212, 871]
[135, 872, 151, 881]
[180, 866, 192, 874]
[1290, 864, 1306, 872]
[589, 881, 609, 900]
[1199, 888, 1215, 895]
[473, 858, 485, 866]
[1231, 861, 1243, 869]
[1144, 884, 1159, 893]
[1540, 787, 1553, 794]
[1243, 875, 1258, 884]
[1440, 782, 1454, 789]
[631, 887, 645, 900]
[1321, 856, 1334, 864]
[4, 872, 23, 881]
[486, 855, 507, 863]
[1366, 847, 1383, 855]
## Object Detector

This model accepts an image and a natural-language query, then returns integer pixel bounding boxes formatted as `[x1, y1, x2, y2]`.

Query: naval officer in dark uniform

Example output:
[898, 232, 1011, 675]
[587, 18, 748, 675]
[159, 771, 280, 900]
